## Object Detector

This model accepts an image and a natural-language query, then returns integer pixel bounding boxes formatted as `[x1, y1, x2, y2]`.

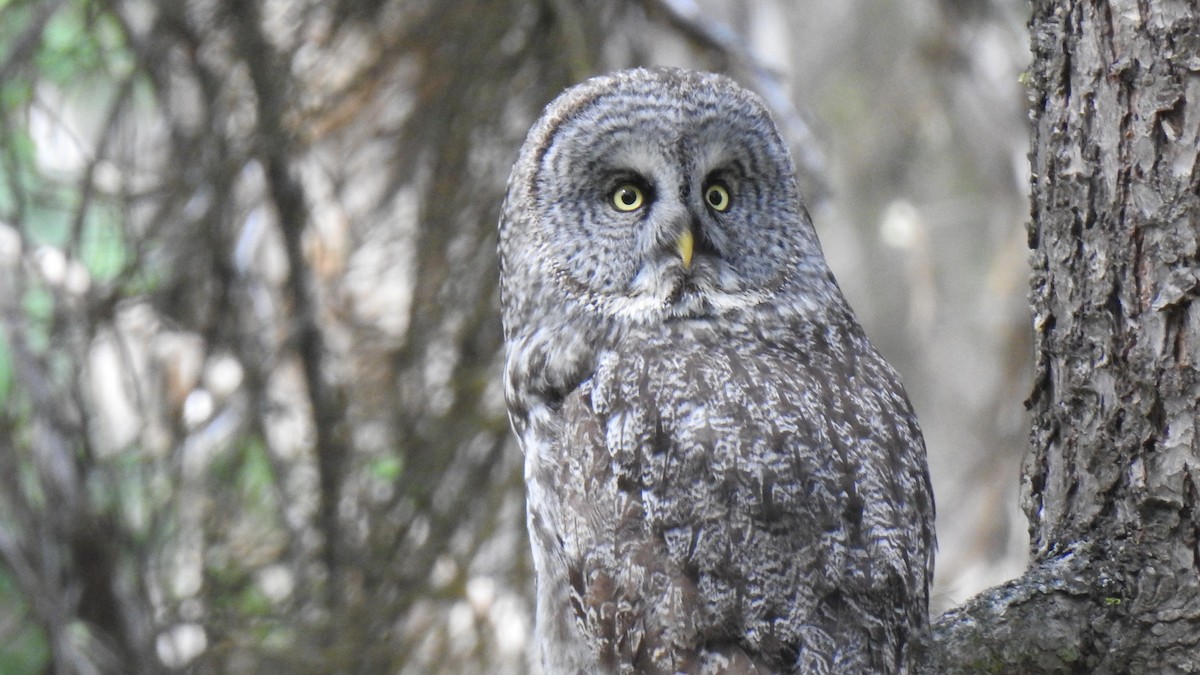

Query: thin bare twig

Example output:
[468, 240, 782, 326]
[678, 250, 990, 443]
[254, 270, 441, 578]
[642, 0, 827, 198]
[221, 0, 349, 621]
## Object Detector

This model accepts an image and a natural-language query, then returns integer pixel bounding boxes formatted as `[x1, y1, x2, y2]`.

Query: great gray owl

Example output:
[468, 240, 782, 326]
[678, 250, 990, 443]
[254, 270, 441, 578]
[498, 67, 934, 674]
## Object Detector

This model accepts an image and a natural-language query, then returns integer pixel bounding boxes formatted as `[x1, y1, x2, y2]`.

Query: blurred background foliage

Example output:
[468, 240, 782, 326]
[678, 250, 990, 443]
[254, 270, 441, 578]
[0, 0, 1030, 672]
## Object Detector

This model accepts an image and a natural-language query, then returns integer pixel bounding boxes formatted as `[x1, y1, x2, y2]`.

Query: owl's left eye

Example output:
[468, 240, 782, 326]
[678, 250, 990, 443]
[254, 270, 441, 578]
[704, 183, 731, 212]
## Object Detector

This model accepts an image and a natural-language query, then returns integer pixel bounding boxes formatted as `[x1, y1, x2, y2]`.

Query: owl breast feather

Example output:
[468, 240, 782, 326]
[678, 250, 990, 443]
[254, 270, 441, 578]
[529, 317, 931, 673]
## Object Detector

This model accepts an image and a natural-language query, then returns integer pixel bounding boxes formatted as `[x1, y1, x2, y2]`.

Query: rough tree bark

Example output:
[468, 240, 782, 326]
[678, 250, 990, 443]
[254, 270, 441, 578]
[924, 1, 1200, 672]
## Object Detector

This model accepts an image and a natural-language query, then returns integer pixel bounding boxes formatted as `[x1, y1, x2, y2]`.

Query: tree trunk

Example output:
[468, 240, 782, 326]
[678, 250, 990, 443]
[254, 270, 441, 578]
[925, 1, 1200, 672]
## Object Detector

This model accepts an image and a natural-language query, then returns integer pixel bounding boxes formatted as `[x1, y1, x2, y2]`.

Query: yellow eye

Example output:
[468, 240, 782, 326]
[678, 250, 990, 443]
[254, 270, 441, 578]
[705, 183, 731, 212]
[611, 184, 645, 212]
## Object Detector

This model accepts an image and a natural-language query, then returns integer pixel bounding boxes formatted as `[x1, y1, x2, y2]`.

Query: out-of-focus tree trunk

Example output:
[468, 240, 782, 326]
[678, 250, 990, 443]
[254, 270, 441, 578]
[924, 1, 1200, 671]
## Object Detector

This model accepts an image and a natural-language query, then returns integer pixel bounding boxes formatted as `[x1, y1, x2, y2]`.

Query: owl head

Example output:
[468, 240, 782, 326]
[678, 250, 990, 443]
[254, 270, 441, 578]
[499, 68, 842, 367]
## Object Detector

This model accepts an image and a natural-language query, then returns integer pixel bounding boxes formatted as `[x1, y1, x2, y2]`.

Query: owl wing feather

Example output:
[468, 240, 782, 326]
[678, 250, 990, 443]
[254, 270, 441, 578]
[545, 315, 933, 674]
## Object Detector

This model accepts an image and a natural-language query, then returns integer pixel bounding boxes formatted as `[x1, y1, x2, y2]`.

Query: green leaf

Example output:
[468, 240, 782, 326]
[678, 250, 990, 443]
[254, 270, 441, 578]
[0, 569, 50, 674]
[0, 330, 11, 405]
[38, 4, 100, 83]
[21, 285, 53, 351]
[239, 438, 275, 503]
[239, 586, 272, 617]
[369, 455, 404, 482]
[0, 77, 33, 114]
[80, 211, 127, 282]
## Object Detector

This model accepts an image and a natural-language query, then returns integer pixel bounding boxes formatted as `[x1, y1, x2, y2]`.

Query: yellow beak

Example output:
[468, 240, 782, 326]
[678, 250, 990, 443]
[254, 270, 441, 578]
[677, 230, 694, 270]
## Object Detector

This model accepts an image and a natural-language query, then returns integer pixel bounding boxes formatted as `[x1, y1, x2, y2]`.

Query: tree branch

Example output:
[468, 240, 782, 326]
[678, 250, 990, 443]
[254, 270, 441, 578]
[922, 545, 1121, 673]
[221, 0, 350, 617]
[641, 0, 826, 197]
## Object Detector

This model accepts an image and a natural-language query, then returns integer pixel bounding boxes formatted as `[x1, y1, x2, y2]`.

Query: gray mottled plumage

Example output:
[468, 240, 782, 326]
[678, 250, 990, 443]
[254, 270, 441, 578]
[499, 68, 934, 674]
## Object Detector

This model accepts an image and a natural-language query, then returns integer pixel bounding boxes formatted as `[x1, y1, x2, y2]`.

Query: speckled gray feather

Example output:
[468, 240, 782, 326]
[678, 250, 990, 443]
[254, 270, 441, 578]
[499, 68, 934, 674]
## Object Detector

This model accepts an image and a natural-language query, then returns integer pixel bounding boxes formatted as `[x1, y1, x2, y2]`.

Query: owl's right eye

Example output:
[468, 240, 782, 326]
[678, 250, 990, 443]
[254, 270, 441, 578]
[611, 184, 646, 212]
